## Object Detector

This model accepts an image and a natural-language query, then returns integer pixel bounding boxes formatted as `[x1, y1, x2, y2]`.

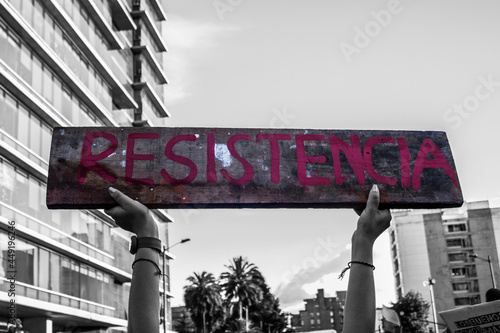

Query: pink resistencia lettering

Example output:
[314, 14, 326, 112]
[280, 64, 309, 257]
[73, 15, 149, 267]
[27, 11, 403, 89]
[77, 132, 118, 184]
[161, 134, 198, 186]
[398, 137, 411, 188]
[220, 134, 255, 185]
[125, 133, 159, 186]
[412, 138, 459, 190]
[256, 133, 292, 184]
[363, 136, 398, 186]
[207, 132, 217, 183]
[328, 134, 365, 185]
[296, 134, 331, 186]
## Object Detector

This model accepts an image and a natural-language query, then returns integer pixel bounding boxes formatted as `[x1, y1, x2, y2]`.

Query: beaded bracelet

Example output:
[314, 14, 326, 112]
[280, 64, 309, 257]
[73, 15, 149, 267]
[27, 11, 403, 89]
[132, 258, 162, 276]
[338, 261, 375, 280]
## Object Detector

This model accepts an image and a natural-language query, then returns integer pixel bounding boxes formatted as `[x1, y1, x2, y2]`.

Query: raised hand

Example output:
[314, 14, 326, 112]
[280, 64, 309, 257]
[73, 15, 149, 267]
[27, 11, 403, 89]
[104, 187, 158, 238]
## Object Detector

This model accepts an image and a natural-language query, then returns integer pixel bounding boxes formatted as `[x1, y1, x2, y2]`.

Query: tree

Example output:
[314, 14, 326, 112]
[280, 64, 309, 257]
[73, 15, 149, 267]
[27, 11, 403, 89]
[391, 290, 430, 333]
[220, 256, 265, 319]
[184, 271, 224, 333]
[248, 280, 286, 333]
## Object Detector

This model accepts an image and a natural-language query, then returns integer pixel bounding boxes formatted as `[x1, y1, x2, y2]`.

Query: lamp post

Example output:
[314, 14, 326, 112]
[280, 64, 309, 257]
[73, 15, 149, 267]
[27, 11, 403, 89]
[468, 254, 496, 289]
[423, 278, 439, 333]
[162, 238, 191, 333]
[168, 238, 191, 251]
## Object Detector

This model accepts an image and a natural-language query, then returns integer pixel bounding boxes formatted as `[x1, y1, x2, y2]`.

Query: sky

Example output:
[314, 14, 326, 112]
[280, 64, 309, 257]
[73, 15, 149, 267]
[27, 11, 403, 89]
[160, 0, 500, 313]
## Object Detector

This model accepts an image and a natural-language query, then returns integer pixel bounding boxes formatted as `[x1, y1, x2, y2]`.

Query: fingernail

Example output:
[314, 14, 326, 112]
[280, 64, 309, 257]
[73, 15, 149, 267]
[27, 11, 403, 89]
[371, 184, 379, 192]
[108, 187, 116, 194]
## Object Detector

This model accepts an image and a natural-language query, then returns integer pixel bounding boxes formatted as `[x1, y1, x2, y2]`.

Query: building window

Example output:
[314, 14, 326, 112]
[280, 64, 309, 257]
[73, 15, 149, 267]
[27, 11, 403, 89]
[393, 258, 399, 272]
[0, 230, 114, 307]
[391, 244, 398, 259]
[317, 319, 321, 325]
[451, 266, 477, 278]
[452, 281, 479, 293]
[446, 237, 472, 248]
[448, 252, 466, 262]
[452, 282, 469, 292]
[445, 223, 467, 233]
[454, 296, 481, 306]
[310, 319, 314, 325]
[0, 17, 108, 124]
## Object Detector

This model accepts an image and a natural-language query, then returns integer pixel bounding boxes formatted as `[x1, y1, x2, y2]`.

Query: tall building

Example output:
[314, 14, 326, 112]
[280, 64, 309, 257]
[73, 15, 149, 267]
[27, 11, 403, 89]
[390, 200, 500, 330]
[0, 0, 173, 332]
[295, 289, 345, 332]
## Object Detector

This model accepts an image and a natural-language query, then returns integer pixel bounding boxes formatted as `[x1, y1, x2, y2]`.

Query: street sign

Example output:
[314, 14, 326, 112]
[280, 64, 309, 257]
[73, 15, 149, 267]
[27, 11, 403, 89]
[47, 127, 463, 209]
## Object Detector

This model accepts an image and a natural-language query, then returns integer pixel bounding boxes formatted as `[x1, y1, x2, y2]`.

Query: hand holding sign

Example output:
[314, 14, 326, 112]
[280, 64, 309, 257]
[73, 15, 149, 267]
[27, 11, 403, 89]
[104, 187, 159, 238]
[353, 184, 392, 245]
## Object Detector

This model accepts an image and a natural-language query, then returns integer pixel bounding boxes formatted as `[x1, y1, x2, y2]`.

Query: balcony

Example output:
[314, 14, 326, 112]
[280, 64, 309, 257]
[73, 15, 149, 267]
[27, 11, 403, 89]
[132, 45, 168, 84]
[0, 205, 132, 283]
[131, 9, 167, 52]
[110, 0, 136, 30]
[132, 81, 170, 117]
[0, 59, 70, 127]
[42, 0, 137, 109]
[0, 0, 118, 126]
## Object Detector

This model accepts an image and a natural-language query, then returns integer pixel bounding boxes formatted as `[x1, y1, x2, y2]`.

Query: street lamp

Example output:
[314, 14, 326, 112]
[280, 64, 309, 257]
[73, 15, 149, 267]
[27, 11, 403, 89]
[468, 254, 496, 289]
[162, 238, 191, 333]
[168, 238, 191, 251]
[423, 278, 439, 333]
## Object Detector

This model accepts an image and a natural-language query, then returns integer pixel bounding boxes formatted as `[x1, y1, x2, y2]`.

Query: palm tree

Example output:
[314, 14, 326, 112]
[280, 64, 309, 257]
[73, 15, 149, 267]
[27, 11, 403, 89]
[220, 256, 265, 320]
[184, 271, 224, 333]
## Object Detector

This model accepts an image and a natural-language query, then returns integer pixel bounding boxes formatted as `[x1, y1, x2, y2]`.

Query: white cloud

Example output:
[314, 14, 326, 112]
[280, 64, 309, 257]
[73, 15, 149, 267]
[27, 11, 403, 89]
[162, 15, 241, 105]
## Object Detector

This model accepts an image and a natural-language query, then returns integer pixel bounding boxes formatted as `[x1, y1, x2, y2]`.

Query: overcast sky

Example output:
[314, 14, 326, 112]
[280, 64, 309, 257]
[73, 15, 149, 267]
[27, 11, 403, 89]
[161, 0, 500, 312]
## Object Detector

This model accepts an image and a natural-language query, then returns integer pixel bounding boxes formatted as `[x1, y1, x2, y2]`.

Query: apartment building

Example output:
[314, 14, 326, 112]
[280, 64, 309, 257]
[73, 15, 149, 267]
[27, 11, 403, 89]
[0, 0, 172, 331]
[390, 200, 500, 330]
[295, 289, 345, 332]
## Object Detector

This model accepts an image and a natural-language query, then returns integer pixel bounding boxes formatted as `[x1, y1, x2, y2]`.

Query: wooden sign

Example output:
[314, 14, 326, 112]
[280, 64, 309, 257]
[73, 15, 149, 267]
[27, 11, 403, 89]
[46, 127, 463, 209]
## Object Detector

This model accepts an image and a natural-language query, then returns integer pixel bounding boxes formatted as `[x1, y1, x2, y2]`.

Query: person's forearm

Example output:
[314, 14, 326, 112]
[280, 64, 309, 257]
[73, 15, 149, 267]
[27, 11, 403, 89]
[343, 238, 376, 333]
[129, 248, 160, 333]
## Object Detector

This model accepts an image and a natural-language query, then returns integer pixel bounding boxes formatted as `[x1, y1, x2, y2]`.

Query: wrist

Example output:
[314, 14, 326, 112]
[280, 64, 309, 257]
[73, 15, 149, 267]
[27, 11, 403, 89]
[135, 218, 159, 238]
[351, 235, 374, 263]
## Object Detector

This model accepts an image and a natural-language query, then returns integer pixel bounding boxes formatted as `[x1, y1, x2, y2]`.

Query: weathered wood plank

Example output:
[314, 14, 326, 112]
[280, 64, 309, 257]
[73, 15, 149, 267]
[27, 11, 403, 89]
[46, 127, 463, 209]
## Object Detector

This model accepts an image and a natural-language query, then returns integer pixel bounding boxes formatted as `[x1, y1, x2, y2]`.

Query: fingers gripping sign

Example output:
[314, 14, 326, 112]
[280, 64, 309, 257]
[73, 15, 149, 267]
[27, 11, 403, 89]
[104, 187, 159, 238]
[353, 184, 392, 245]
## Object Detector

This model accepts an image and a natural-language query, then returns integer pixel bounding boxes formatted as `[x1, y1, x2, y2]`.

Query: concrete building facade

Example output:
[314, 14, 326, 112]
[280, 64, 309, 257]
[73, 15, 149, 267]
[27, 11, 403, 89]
[0, 0, 172, 331]
[390, 200, 500, 330]
[295, 289, 345, 332]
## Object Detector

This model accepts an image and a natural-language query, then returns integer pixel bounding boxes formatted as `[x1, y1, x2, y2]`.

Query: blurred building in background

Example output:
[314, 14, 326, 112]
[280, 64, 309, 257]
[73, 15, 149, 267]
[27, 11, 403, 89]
[292, 288, 345, 332]
[390, 200, 500, 330]
[171, 306, 196, 333]
[0, 0, 173, 331]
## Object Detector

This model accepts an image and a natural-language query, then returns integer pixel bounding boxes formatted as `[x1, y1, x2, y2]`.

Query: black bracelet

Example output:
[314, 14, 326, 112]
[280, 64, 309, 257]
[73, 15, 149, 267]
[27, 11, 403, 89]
[132, 258, 162, 276]
[338, 261, 375, 280]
